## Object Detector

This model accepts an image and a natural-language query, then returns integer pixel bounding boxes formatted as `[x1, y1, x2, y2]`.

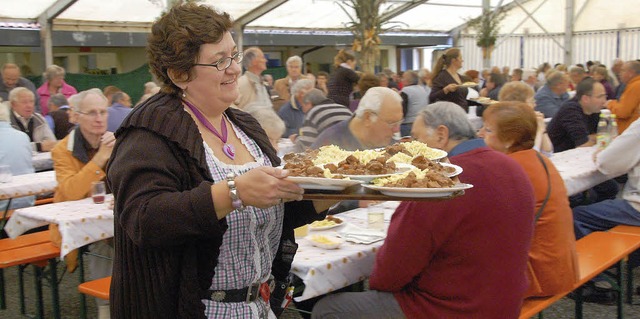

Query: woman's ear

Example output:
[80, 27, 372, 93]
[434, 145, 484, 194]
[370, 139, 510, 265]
[167, 68, 187, 90]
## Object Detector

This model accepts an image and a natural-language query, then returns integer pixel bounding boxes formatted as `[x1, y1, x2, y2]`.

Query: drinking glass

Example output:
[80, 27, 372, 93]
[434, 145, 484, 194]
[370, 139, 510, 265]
[91, 181, 106, 204]
[0, 165, 12, 183]
[367, 210, 385, 231]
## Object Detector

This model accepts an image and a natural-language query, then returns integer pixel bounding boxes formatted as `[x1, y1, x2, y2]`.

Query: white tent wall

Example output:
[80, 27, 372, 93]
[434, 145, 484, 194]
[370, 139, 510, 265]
[458, 28, 640, 72]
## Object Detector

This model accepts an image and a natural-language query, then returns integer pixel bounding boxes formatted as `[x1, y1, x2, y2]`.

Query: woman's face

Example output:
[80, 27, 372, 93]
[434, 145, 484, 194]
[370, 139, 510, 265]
[478, 117, 507, 153]
[452, 54, 464, 69]
[317, 75, 327, 86]
[185, 32, 241, 109]
[50, 75, 64, 88]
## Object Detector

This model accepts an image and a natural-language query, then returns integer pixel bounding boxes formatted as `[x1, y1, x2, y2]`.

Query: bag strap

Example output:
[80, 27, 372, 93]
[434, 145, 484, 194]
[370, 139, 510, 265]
[534, 151, 551, 222]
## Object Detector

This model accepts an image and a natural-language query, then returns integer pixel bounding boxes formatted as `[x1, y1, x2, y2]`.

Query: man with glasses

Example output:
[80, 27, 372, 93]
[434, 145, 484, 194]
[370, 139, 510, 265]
[51, 88, 115, 318]
[8, 87, 57, 152]
[312, 86, 403, 150]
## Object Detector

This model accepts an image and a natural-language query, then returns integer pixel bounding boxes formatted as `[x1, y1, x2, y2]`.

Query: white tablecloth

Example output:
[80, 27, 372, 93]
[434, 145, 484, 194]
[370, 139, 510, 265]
[551, 147, 609, 196]
[5, 196, 114, 257]
[0, 170, 57, 200]
[32, 152, 53, 172]
[291, 201, 399, 301]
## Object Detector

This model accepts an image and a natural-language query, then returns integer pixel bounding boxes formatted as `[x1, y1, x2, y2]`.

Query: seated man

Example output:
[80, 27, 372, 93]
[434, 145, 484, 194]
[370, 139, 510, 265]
[294, 88, 353, 151]
[606, 60, 640, 134]
[534, 70, 570, 118]
[51, 88, 115, 319]
[0, 102, 34, 211]
[312, 101, 535, 318]
[107, 91, 132, 132]
[573, 117, 640, 302]
[47, 94, 75, 140]
[0, 63, 41, 111]
[547, 77, 618, 206]
[8, 87, 57, 152]
[277, 79, 314, 139]
[312, 86, 403, 150]
[547, 77, 604, 153]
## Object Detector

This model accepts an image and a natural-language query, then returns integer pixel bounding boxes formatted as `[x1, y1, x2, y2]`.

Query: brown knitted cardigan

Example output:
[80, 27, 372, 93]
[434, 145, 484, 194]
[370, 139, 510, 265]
[107, 93, 316, 318]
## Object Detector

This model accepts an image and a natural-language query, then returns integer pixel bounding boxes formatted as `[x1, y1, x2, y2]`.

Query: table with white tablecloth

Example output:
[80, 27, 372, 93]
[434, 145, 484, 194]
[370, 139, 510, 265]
[291, 201, 399, 301]
[5, 196, 113, 257]
[550, 146, 609, 196]
[32, 152, 53, 172]
[0, 170, 57, 201]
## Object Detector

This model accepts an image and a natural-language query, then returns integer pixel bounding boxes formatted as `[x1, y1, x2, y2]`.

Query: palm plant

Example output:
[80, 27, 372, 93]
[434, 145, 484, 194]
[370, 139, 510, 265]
[338, 0, 402, 74]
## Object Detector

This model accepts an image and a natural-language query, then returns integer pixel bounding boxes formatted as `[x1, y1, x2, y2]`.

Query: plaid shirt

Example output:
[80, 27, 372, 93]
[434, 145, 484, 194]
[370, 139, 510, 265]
[203, 120, 283, 319]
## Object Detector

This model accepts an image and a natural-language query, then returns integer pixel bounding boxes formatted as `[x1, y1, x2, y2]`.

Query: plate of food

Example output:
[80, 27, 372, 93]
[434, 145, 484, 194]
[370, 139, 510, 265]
[363, 183, 474, 198]
[458, 82, 478, 88]
[306, 234, 345, 250]
[341, 163, 415, 183]
[285, 176, 361, 191]
[439, 163, 463, 178]
[309, 216, 345, 231]
[471, 97, 498, 105]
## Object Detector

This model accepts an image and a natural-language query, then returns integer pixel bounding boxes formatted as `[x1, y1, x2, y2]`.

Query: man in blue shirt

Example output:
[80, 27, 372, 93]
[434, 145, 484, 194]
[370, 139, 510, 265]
[535, 70, 570, 118]
[0, 102, 35, 211]
[107, 91, 132, 132]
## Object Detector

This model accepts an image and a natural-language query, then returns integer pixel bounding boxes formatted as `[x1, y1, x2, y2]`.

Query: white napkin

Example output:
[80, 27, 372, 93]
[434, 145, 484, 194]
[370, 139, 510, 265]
[337, 224, 386, 244]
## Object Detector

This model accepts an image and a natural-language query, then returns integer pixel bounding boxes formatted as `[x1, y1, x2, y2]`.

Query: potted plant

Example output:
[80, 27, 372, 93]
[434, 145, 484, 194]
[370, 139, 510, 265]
[466, 9, 505, 60]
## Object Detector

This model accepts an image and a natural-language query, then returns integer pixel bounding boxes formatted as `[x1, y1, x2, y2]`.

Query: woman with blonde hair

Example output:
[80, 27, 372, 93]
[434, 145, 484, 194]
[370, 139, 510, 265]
[36, 64, 77, 115]
[327, 49, 359, 107]
[479, 102, 578, 298]
[429, 48, 469, 111]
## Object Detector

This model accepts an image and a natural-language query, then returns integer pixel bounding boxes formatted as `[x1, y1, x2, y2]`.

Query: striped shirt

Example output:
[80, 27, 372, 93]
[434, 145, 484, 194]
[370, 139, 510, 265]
[202, 119, 283, 319]
[295, 101, 353, 151]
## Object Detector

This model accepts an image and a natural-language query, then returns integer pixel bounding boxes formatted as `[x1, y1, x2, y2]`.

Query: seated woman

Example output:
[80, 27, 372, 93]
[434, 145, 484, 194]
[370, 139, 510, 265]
[479, 102, 579, 298]
[499, 81, 553, 155]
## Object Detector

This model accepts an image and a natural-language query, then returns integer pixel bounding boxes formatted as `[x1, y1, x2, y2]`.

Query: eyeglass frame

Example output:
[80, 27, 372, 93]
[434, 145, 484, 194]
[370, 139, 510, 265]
[368, 110, 403, 128]
[76, 109, 108, 118]
[193, 51, 244, 71]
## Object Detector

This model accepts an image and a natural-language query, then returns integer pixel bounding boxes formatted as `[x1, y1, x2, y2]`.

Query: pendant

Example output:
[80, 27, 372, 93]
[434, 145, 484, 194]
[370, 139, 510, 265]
[223, 143, 235, 160]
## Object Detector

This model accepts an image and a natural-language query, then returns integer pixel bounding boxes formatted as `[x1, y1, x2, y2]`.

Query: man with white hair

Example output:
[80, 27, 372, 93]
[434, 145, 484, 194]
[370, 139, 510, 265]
[235, 47, 273, 111]
[522, 69, 538, 89]
[277, 78, 315, 138]
[534, 70, 570, 118]
[274, 55, 305, 102]
[312, 86, 403, 150]
[51, 88, 115, 319]
[8, 87, 57, 152]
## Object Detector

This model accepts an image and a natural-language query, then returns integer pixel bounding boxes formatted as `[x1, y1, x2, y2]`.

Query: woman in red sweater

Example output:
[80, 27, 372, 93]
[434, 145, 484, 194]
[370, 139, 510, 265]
[480, 102, 579, 297]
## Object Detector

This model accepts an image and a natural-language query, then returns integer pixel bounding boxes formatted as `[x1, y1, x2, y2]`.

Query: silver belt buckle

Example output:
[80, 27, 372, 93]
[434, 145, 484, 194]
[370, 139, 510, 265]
[245, 282, 261, 303]
[210, 290, 226, 302]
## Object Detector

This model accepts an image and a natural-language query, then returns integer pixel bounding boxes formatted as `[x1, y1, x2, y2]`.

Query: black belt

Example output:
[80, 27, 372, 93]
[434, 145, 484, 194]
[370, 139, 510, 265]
[207, 279, 275, 303]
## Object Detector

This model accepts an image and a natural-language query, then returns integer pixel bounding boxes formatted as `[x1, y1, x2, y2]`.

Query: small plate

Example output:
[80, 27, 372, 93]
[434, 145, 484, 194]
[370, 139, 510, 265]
[306, 235, 344, 249]
[458, 82, 478, 88]
[309, 217, 345, 231]
[363, 183, 474, 198]
[440, 163, 463, 178]
[285, 176, 361, 191]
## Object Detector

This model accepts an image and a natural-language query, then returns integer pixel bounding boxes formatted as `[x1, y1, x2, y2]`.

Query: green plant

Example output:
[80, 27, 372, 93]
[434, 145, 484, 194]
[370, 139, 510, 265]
[466, 9, 506, 48]
[337, 0, 404, 74]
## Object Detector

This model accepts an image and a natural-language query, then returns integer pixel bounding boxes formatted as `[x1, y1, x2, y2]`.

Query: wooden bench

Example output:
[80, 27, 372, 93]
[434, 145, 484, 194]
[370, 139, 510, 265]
[0, 242, 61, 318]
[78, 276, 111, 300]
[0, 230, 52, 311]
[519, 231, 640, 319]
[609, 224, 640, 304]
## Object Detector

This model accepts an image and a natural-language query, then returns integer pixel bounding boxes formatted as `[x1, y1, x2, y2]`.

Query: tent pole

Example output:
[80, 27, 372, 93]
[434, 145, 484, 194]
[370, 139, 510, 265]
[564, 0, 575, 66]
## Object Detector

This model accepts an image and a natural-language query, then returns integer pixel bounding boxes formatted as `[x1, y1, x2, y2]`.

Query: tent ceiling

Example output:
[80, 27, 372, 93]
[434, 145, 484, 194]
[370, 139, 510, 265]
[0, 0, 514, 33]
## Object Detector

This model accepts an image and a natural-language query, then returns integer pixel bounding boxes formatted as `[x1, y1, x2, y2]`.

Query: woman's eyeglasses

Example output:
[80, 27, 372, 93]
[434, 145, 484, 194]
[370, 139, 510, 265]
[194, 52, 243, 71]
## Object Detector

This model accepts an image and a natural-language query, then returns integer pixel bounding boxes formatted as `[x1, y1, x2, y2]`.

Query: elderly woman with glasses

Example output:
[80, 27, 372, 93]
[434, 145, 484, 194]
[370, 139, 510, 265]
[36, 64, 77, 115]
[107, 4, 332, 318]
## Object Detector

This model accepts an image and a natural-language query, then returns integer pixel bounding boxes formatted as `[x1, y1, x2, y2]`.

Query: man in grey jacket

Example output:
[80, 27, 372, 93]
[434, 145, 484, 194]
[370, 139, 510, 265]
[8, 87, 57, 152]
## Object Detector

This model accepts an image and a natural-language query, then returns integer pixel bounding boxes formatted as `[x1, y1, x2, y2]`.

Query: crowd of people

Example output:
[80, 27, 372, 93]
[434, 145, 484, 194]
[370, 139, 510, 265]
[1, 2, 640, 318]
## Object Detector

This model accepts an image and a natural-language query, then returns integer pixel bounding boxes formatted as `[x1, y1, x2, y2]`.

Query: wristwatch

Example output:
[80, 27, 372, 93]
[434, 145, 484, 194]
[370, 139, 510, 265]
[226, 172, 245, 210]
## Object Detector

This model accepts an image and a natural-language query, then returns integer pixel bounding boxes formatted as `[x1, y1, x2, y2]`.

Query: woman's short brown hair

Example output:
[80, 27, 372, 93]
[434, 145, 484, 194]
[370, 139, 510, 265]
[357, 73, 380, 96]
[483, 102, 537, 153]
[333, 49, 356, 67]
[147, 3, 232, 96]
[498, 81, 534, 103]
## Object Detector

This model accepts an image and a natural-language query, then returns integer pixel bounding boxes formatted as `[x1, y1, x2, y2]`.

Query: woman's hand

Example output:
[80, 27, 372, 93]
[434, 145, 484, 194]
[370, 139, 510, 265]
[535, 111, 546, 132]
[235, 166, 304, 208]
[444, 83, 458, 94]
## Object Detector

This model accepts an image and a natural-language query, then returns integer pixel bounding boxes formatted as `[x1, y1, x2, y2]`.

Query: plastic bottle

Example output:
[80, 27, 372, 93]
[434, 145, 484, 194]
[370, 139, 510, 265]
[596, 113, 610, 149]
[610, 114, 619, 140]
